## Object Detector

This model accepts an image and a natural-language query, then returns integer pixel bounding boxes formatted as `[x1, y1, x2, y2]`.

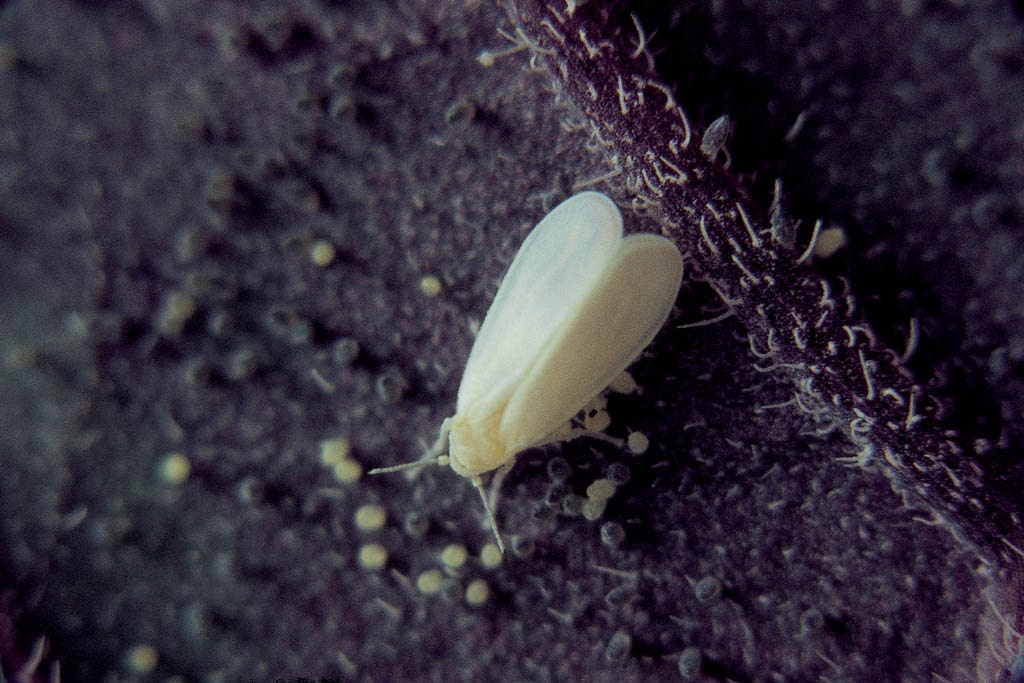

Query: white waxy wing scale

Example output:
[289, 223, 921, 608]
[498, 232, 683, 454]
[455, 192, 624, 423]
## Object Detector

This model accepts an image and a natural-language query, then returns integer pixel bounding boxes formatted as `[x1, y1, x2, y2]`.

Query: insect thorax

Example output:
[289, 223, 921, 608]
[448, 410, 510, 479]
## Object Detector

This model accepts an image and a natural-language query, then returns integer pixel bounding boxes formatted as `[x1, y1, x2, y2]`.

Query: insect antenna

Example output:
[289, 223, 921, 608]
[368, 455, 449, 475]
[368, 417, 453, 475]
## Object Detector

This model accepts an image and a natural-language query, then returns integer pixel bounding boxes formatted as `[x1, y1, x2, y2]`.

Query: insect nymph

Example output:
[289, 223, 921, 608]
[372, 192, 683, 551]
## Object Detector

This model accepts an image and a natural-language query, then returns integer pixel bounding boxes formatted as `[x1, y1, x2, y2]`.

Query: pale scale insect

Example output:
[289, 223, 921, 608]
[370, 192, 683, 552]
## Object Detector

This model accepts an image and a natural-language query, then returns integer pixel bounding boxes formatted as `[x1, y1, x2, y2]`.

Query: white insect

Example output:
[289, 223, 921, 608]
[371, 192, 683, 552]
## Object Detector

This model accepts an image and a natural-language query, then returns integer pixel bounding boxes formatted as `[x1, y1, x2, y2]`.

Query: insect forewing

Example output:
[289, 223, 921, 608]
[499, 233, 683, 453]
[456, 193, 623, 422]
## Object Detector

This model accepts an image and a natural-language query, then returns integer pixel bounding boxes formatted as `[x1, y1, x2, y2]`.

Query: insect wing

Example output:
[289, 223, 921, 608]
[499, 233, 683, 452]
[456, 192, 623, 421]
